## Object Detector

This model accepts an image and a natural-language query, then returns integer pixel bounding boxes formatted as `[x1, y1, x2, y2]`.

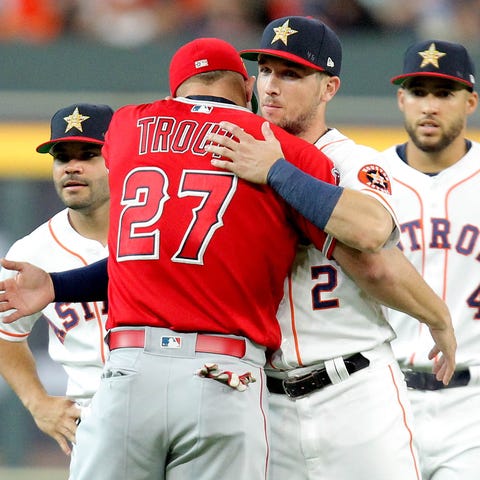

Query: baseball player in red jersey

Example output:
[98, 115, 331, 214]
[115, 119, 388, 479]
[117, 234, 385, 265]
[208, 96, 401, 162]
[0, 38, 365, 480]
[205, 16, 456, 480]
[385, 40, 480, 479]
[0, 104, 112, 455]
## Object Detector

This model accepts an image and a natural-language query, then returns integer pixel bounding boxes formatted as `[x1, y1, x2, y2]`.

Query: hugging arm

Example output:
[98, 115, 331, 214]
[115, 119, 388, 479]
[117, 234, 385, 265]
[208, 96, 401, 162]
[207, 121, 394, 253]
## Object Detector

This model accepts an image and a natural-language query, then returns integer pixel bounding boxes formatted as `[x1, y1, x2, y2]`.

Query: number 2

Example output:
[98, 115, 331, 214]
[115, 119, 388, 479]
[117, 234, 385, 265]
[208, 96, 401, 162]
[311, 264, 339, 310]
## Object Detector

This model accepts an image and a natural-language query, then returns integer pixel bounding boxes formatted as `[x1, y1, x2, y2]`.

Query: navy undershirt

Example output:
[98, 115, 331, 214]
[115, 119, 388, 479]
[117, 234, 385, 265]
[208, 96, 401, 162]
[396, 140, 472, 176]
[185, 95, 236, 105]
[51, 258, 108, 302]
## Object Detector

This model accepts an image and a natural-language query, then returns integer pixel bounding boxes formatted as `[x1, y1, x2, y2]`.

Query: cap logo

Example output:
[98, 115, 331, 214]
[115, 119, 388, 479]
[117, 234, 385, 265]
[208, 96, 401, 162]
[63, 107, 90, 133]
[327, 57, 335, 68]
[418, 42, 446, 69]
[271, 19, 298, 46]
[195, 59, 209, 69]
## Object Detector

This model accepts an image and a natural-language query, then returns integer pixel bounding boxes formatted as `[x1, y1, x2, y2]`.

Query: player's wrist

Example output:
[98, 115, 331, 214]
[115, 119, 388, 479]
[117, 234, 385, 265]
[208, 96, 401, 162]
[265, 157, 284, 184]
[267, 158, 343, 230]
[23, 389, 49, 414]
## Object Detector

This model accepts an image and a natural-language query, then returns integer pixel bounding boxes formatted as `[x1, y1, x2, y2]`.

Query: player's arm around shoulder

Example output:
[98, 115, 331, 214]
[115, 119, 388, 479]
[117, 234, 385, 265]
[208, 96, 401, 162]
[207, 121, 394, 253]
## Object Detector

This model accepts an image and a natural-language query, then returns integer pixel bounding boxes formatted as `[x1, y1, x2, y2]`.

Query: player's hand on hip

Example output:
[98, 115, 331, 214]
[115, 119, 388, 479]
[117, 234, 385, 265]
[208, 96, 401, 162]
[207, 121, 284, 184]
[30, 395, 81, 455]
[427, 320, 457, 385]
[0, 258, 55, 323]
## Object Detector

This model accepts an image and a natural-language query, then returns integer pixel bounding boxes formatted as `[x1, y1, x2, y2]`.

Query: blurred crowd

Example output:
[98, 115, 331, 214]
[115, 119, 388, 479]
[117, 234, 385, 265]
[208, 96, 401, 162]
[1, 0, 480, 47]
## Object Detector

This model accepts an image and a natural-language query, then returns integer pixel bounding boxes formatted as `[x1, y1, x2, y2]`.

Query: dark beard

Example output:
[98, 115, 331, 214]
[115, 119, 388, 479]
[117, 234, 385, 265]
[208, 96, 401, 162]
[279, 120, 305, 137]
[405, 119, 464, 153]
[276, 105, 318, 138]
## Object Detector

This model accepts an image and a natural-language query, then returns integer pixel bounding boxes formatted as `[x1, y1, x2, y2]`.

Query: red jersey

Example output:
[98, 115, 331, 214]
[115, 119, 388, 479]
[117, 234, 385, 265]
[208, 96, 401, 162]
[103, 97, 337, 351]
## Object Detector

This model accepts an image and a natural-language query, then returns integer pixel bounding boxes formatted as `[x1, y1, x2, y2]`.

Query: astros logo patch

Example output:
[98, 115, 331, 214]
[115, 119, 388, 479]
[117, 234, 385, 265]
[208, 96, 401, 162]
[358, 164, 391, 194]
[161, 336, 182, 348]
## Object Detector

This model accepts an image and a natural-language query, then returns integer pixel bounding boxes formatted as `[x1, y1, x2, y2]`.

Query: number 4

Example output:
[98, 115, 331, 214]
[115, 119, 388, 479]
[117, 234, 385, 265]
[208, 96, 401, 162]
[467, 284, 480, 319]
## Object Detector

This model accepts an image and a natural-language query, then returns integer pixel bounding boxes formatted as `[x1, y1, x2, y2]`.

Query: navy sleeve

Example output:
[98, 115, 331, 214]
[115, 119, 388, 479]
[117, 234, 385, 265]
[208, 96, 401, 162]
[267, 159, 343, 230]
[51, 258, 108, 302]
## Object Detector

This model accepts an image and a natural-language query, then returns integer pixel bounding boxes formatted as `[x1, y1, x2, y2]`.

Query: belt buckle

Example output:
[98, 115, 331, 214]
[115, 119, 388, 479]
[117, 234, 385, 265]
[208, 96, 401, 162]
[282, 378, 299, 398]
[282, 373, 315, 398]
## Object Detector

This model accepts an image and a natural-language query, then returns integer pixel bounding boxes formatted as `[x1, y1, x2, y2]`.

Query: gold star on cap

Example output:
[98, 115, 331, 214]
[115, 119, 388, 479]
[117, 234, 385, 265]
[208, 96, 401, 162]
[271, 19, 298, 46]
[63, 107, 90, 133]
[418, 42, 446, 68]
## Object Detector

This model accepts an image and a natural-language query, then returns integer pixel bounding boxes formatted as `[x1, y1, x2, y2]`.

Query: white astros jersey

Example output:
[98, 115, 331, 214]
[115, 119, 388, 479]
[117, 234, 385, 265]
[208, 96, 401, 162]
[386, 142, 480, 369]
[268, 128, 399, 370]
[0, 209, 108, 401]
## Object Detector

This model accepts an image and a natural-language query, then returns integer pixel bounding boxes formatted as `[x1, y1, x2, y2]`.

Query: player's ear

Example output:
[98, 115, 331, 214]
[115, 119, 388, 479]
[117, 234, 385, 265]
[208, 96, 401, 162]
[245, 76, 257, 112]
[466, 90, 478, 116]
[246, 76, 256, 102]
[397, 88, 406, 112]
[323, 75, 340, 102]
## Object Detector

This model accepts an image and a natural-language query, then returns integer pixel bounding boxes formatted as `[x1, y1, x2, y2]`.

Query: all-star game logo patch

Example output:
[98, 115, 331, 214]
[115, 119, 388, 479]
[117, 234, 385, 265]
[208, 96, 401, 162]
[357, 164, 391, 194]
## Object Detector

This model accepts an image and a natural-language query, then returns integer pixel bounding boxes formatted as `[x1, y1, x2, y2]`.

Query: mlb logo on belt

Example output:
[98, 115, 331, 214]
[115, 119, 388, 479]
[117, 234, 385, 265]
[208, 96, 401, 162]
[161, 336, 182, 348]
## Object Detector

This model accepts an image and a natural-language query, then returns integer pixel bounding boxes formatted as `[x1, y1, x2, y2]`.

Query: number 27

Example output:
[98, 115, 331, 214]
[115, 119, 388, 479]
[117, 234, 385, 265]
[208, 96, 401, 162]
[116, 167, 237, 265]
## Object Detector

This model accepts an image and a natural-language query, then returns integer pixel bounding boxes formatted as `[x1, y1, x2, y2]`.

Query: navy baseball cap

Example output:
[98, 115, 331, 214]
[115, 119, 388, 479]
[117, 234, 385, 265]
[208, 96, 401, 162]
[391, 40, 476, 90]
[36, 103, 114, 154]
[241, 16, 342, 77]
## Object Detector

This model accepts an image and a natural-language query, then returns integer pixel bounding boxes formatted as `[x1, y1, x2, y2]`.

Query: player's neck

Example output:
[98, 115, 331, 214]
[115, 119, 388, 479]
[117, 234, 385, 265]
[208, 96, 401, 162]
[180, 81, 247, 109]
[67, 203, 109, 246]
[406, 137, 469, 173]
[298, 119, 329, 145]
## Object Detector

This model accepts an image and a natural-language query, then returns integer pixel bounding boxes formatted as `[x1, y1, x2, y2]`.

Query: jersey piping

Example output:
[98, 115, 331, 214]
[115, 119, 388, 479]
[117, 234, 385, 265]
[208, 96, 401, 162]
[48, 218, 107, 363]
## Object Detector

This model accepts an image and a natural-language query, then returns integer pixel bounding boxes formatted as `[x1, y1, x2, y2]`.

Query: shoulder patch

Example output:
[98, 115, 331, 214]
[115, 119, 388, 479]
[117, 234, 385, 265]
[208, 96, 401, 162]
[357, 164, 391, 194]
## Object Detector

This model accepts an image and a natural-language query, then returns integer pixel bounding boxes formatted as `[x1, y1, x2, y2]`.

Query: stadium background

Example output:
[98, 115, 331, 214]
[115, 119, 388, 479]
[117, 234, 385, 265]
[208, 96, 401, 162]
[2, 1, 480, 478]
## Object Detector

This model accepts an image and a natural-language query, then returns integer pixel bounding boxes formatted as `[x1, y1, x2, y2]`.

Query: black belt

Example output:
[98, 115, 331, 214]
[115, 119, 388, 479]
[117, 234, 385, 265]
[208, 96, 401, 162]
[266, 352, 370, 398]
[403, 369, 470, 390]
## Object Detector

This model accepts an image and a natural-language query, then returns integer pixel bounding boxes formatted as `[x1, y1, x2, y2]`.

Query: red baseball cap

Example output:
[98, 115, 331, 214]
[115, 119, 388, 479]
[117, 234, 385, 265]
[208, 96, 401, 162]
[169, 37, 257, 112]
